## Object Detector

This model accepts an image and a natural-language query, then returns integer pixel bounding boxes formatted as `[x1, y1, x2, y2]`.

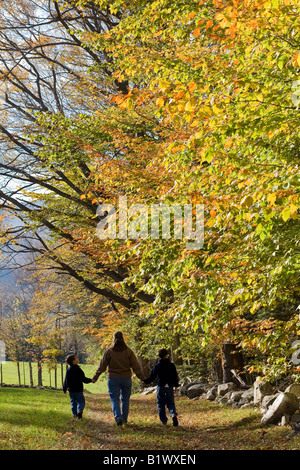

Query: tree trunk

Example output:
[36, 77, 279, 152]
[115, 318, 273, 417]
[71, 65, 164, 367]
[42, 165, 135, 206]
[28, 360, 34, 387]
[199, 357, 209, 380]
[212, 357, 223, 383]
[54, 364, 57, 389]
[37, 359, 43, 387]
[61, 362, 64, 389]
[171, 334, 183, 365]
[137, 355, 150, 379]
[17, 361, 21, 386]
[221, 342, 244, 384]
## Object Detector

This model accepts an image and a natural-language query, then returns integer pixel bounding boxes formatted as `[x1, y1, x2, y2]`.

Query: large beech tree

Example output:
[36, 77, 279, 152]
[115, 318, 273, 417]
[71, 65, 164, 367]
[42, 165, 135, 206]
[78, 0, 300, 379]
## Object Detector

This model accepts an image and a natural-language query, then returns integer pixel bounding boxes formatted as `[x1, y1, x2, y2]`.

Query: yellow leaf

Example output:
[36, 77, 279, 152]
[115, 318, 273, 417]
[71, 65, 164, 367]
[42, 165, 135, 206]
[190, 120, 200, 128]
[156, 96, 164, 108]
[267, 193, 276, 206]
[212, 104, 221, 115]
[185, 101, 194, 112]
[281, 206, 290, 222]
[289, 203, 298, 215]
[158, 80, 170, 92]
[229, 272, 238, 278]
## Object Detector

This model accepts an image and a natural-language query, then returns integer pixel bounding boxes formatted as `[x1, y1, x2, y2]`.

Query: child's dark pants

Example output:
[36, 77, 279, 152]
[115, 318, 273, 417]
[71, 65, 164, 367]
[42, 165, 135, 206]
[156, 386, 177, 424]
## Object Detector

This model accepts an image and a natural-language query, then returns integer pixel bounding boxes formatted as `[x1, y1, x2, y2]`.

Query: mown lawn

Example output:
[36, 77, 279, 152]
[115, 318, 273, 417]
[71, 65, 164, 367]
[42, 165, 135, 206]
[1, 387, 300, 450]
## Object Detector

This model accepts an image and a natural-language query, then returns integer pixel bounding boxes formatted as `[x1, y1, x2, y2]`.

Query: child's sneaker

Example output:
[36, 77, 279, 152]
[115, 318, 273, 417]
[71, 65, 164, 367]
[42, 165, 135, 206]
[77, 412, 83, 419]
[172, 415, 178, 426]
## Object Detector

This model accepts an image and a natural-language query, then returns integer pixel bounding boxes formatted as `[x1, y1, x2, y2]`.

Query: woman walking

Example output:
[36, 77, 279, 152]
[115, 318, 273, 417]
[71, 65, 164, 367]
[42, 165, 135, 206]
[92, 331, 145, 426]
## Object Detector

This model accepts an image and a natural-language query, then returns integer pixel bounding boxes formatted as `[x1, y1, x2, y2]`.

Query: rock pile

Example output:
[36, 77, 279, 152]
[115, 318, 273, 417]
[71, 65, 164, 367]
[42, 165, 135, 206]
[256, 382, 300, 427]
[176, 378, 300, 427]
[177, 379, 255, 409]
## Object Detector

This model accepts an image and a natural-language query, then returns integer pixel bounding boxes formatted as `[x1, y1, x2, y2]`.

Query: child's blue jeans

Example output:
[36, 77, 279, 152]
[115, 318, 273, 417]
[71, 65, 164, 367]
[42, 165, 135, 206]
[69, 391, 85, 416]
[156, 385, 177, 424]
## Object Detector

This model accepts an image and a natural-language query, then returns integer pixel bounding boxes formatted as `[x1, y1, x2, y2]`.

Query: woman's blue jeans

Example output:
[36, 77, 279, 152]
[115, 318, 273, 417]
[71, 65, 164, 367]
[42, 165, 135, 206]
[69, 391, 85, 416]
[157, 386, 177, 424]
[107, 376, 132, 423]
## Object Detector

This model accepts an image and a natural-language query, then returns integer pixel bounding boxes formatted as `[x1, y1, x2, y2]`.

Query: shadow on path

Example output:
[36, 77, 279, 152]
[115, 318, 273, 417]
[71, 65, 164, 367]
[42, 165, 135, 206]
[71, 393, 266, 451]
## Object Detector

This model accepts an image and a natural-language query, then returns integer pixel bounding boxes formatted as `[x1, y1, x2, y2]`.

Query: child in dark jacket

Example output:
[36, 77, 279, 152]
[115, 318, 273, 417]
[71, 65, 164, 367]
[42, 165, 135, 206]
[143, 348, 179, 426]
[63, 354, 92, 419]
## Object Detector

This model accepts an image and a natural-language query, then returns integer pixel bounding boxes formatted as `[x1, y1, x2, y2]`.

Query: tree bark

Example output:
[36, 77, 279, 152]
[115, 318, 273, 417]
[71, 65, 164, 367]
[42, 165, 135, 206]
[211, 357, 223, 383]
[137, 356, 150, 379]
[61, 362, 64, 389]
[221, 342, 244, 384]
[23, 361, 26, 386]
[37, 359, 43, 387]
[171, 334, 183, 365]
[28, 360, 34, 388]
[17, 361, 21, 386]
[54, 364, 57, 389]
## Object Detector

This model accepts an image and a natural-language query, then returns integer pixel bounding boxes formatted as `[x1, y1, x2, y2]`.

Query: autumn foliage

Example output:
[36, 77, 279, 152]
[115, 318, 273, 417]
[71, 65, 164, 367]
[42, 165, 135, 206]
[0, 0, 299, 381]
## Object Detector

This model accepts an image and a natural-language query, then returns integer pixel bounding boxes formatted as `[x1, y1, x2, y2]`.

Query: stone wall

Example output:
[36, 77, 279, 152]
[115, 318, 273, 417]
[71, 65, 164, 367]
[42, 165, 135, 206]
[142, 379, 300, 429]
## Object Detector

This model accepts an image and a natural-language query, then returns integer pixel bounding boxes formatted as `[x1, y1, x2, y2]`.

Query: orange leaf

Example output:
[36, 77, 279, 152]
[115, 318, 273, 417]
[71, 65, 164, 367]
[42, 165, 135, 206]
[188, 82, 197, 93]
[193, 28, 200, 38]
[225, 138, 233, 149]
[292, 54, 300, 67]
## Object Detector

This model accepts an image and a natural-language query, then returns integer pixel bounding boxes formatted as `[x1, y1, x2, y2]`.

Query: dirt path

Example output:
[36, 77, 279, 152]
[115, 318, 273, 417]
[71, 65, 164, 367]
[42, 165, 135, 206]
[61, 392, 300, 451]
[64, 393, 206, 450]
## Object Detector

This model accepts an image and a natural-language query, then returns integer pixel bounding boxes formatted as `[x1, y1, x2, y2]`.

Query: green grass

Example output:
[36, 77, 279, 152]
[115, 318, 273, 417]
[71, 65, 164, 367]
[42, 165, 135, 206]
[1, 387, 300, 450]
[0, 361, 106, 393]
[0, 388, 71, 449]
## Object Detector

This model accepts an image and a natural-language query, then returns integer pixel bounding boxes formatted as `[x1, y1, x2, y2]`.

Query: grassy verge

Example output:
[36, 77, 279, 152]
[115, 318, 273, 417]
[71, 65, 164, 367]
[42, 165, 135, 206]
[0, 387, 70, 450]
[1, 387, 300, 450]
[0, 361, 103, 393]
